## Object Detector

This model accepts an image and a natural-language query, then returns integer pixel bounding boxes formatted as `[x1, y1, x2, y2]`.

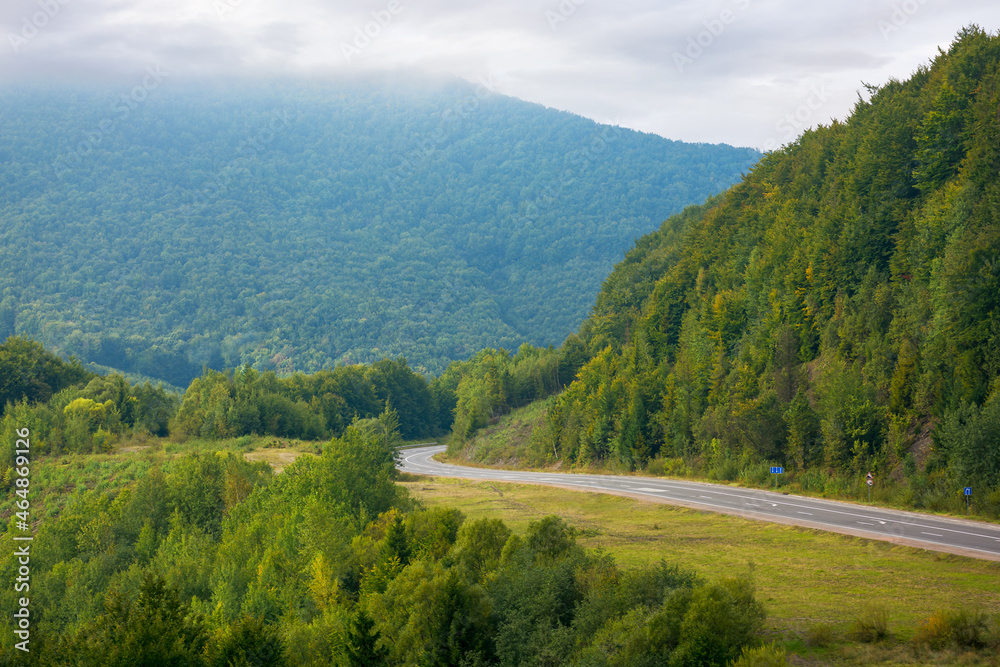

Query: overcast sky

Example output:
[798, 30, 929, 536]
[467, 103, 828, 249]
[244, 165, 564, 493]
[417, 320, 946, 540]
[2, 0, 999, 149]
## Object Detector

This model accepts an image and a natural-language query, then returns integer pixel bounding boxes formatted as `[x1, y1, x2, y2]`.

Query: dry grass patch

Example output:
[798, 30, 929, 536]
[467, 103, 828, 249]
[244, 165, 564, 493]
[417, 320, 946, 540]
[243, 449, 311, 473]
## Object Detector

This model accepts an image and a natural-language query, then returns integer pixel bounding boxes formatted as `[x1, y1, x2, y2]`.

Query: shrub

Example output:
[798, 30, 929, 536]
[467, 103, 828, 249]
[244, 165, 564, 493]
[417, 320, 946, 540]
[453, 517, 511, 579]
[709, 458, 740, 482]
[647, 456, 689, 477]
[849, 602, 890, 642]
[671, 576, 765, 666]
[366, 560, 492, 666]
[921, 489, 952, 512]
[891, 485, 917, 508]
[981, 487, 1000, 519]
[913, 607, 993, 649]
[525, 515, 577, 560]
[804, 623, 834, 647]
[913, 610, 951, 649]
[821, 474, 851, 497]
[729, 642, 789, 666]
[646, 456, 667, 476]
[947, 608, 992, 648]
[739, 463, 771, 487]
[664, 457, 690, 476]
[795, 469, 828, 493]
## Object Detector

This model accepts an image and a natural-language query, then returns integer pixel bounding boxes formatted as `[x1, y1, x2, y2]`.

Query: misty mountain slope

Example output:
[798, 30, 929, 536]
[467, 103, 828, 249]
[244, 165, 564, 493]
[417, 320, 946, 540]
[0, 75, 759, 385]
[523, 27, 1000, 488]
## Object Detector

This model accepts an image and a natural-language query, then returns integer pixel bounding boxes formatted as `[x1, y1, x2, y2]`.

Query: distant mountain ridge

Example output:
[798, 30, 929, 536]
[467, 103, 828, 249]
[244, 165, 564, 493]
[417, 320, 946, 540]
[0, 75, 759, 385]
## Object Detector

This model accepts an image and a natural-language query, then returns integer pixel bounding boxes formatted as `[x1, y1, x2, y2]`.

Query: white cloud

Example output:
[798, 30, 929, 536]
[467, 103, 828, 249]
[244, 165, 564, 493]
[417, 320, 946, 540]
[2, 0, 999, 147]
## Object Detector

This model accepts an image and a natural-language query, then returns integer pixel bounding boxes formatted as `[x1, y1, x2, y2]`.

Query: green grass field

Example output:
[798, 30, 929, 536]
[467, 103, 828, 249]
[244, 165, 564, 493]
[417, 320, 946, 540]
[400, 475, 1000, 666]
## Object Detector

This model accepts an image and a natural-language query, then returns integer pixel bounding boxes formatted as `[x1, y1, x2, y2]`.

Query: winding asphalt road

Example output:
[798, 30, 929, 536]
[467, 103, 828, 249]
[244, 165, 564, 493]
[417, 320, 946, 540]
[399, 445, 1000, 562]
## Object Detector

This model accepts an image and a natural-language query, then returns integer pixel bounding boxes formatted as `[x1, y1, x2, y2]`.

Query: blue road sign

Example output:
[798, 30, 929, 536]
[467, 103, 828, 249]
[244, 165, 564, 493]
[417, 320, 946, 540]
[770, 466, 784, 474]
[965, 487, 972, 496]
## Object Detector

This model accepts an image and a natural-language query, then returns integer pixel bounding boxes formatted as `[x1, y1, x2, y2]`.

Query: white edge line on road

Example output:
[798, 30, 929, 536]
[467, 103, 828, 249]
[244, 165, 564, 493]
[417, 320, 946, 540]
[402, 447, 1000, 546]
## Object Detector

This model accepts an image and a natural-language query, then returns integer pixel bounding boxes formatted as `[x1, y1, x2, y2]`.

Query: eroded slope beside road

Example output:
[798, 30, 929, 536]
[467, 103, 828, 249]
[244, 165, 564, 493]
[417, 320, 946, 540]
[399, 445, 1000, 561]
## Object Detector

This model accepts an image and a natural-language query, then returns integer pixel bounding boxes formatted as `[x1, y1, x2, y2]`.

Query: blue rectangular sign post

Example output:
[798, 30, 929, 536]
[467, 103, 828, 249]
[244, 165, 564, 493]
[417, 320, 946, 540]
[770, 466, 783, 489]
[965, 487, 972, 515]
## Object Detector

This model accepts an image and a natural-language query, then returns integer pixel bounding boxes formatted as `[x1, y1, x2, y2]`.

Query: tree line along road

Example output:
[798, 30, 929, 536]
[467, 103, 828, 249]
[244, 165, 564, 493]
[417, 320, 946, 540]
[398, 445, 1000, 562]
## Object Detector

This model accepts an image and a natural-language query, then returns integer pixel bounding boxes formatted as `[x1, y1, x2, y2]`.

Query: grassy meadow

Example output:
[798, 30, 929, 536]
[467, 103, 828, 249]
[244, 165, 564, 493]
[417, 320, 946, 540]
[400, 475, 1000, 666]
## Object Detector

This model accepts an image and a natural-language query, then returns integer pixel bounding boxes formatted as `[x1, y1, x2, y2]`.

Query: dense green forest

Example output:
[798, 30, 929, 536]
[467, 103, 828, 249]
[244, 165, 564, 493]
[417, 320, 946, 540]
[4, 25, 1000, 666]
[0, 333, 590, 476]
[0, 408, 775, 665]
[0, 337, 461, 472]
[0, 75, 758, 386]
[7, 27, 1000, 518]
[450, 27, 1000, 516]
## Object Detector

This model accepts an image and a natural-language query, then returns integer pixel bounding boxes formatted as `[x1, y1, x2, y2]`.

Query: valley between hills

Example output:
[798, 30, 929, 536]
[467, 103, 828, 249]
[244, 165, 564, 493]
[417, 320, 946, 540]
[2, 25, 1000, 667]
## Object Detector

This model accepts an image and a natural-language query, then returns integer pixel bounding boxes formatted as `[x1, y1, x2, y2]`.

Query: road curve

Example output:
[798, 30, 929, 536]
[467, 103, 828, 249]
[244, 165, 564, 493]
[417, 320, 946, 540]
[399, 445, 1000, 562]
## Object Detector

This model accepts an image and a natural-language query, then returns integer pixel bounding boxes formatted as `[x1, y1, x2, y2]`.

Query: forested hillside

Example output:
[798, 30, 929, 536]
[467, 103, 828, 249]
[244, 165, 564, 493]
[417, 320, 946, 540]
[0, 408, 774, 665]
[4, 27, 1000, 665]
[0, 75, 758, 386]
[451, 27, 1000, 514]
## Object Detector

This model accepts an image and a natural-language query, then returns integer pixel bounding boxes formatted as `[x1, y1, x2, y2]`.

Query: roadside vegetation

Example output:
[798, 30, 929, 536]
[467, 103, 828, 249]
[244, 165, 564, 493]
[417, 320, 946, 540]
[402, 475, 1000, 666]
[2, 411, 779, 666]
[447, 29, 1000, 524]
[446, 399, 1000, 523]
